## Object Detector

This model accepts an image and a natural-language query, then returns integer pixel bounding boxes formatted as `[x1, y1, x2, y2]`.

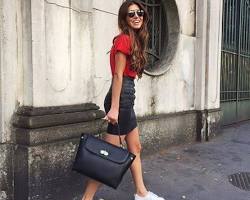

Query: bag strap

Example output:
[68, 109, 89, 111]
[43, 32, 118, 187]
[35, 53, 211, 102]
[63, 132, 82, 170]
[116, 123, 123, 148]
[97, 120, 124, 148]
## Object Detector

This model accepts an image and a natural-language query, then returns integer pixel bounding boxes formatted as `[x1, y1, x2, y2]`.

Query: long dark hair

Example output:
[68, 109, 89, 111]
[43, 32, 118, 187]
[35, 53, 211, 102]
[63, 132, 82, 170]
[118, 0, 149, 78]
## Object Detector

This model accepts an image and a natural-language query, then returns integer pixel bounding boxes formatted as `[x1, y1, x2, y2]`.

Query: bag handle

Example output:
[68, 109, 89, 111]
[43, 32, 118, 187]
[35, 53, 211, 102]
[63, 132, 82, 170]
[97, 120, 124, 148]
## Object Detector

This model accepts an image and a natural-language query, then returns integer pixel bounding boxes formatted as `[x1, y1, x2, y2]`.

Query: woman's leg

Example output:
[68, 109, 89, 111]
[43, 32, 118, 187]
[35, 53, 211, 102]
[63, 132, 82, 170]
[81, 179, 101, 200]
[81, 133, 126, 200]
[125, 127, 148, 197]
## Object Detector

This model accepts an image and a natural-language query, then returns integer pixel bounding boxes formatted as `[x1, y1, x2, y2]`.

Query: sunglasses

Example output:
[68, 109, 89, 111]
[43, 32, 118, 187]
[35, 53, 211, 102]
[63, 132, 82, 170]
[127, 10, 144, 18]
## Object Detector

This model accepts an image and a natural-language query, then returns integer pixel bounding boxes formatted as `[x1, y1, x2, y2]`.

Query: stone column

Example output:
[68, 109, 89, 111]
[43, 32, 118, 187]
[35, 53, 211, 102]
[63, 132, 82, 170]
[0, 0, 105, 199]
[195, 0, 208, 111]
[195, 0, 223, 141]
[205, 0, 223, 110]
[204, 0, 223, 139]
[29, 0, 94, 106]
[0, 0, 22, 199]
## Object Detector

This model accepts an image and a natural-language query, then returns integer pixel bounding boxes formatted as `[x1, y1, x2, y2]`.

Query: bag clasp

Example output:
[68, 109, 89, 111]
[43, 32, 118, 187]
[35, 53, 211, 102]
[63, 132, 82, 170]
[100, 150, 109, 156]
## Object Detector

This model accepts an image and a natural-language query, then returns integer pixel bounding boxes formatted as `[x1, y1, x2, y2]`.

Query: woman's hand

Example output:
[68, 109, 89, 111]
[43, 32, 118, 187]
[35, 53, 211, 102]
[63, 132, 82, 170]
[105, 108, 119, 124]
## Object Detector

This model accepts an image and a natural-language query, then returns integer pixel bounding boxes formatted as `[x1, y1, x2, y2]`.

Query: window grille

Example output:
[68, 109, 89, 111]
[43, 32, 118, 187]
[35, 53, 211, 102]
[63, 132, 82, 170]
[138, 0, 168, 73]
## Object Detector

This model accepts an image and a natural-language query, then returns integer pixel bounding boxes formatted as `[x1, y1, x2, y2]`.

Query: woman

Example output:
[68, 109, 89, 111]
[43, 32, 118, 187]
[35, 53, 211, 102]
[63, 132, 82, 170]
[82, 1, 165, 200]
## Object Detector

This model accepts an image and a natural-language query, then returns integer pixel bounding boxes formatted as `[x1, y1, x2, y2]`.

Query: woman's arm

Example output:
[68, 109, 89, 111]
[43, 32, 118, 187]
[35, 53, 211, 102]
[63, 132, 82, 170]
[106, 52, 126, 124]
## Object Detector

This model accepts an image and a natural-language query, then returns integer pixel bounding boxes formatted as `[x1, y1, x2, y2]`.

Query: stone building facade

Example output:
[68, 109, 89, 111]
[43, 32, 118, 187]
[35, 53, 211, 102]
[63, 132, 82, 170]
[0, 0, 223, 199]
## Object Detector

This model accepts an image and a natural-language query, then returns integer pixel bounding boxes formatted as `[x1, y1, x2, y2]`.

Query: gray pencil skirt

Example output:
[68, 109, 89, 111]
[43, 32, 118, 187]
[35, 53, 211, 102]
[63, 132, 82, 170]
[104, 76, 137, 135]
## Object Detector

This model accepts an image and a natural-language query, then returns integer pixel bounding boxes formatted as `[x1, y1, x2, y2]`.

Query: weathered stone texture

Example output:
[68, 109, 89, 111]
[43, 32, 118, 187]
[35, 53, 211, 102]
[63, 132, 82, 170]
[207, 109, 223, 138]
[138, 111, 198, 154]
[196, 109, 222, 142]
[14, 139, 85, 200]
[0, 144, 14, 200]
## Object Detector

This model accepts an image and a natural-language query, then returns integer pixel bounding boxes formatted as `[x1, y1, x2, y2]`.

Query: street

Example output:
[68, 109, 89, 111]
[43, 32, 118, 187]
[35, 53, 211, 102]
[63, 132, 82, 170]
[93, 121, 250, 200]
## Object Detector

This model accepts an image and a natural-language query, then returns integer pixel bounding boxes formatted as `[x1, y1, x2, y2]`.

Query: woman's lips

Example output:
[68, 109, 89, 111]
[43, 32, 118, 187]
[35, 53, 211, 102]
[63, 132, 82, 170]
[133, 20, 141, 25]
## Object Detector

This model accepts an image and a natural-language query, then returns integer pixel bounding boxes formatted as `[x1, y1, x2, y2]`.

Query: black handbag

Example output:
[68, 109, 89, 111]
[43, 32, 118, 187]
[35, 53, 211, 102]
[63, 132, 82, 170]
[72, 123, 136, 189]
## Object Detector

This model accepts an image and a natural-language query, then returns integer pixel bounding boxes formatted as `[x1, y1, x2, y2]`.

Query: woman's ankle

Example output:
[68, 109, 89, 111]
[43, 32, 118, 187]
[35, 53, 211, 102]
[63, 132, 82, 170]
[81, 195, 93, 200]
[136, 188, 148, 197]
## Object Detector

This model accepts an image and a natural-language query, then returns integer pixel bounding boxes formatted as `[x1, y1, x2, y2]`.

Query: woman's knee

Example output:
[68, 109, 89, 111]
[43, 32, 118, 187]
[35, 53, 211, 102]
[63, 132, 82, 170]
[129, 141, 142, 154]
[126, 127, 142, 154]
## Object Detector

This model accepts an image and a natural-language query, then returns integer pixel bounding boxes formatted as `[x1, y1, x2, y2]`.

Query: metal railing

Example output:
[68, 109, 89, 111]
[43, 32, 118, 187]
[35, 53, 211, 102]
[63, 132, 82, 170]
[220, 0, 250, 103]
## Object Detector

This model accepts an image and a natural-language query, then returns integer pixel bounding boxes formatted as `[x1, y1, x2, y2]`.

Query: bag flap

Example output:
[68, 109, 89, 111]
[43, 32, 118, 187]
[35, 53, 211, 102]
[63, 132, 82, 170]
[84, 135, 131, 164]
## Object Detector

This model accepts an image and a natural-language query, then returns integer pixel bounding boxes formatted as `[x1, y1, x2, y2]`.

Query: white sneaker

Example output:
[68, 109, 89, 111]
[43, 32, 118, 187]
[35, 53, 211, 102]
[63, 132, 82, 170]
[134, 191, 165, 200]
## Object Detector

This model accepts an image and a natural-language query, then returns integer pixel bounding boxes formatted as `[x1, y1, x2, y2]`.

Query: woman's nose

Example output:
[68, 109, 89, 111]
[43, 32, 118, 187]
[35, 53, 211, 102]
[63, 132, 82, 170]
[133, 14, 139, 19]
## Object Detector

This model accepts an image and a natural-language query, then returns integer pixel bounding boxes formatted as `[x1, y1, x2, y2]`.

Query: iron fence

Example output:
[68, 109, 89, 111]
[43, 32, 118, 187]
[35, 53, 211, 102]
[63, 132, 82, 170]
[221, 0, 250, 102]
[221, 0, 250, 124]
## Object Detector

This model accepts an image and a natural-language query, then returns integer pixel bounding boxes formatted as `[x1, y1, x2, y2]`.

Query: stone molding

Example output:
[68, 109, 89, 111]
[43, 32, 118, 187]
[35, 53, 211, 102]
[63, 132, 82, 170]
[13, 103, 106, 146]
[13, 110, 104, 129]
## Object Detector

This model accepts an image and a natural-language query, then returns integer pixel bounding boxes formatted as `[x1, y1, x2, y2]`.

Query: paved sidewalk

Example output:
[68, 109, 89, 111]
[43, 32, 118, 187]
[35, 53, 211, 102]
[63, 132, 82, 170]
[94, 121, 250, 200]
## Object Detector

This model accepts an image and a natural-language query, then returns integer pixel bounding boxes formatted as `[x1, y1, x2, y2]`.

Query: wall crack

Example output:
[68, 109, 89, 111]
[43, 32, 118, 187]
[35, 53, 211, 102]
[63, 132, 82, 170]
[93, 8, 117, 16]
[44, 0, 91, 14]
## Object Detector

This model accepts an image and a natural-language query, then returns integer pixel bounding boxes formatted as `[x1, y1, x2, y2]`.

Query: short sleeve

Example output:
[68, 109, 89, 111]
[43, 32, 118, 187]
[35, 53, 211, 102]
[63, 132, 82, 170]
[113, 34, 131, 55]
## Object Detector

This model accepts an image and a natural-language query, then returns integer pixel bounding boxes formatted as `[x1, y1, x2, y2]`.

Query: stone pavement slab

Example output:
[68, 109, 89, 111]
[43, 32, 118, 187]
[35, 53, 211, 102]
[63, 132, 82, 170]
[81, 121, 250, 200]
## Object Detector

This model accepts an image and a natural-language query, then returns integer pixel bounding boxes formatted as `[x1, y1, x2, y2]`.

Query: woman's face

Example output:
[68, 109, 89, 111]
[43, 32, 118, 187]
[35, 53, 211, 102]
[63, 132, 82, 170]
[126, 4, 144, 30]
